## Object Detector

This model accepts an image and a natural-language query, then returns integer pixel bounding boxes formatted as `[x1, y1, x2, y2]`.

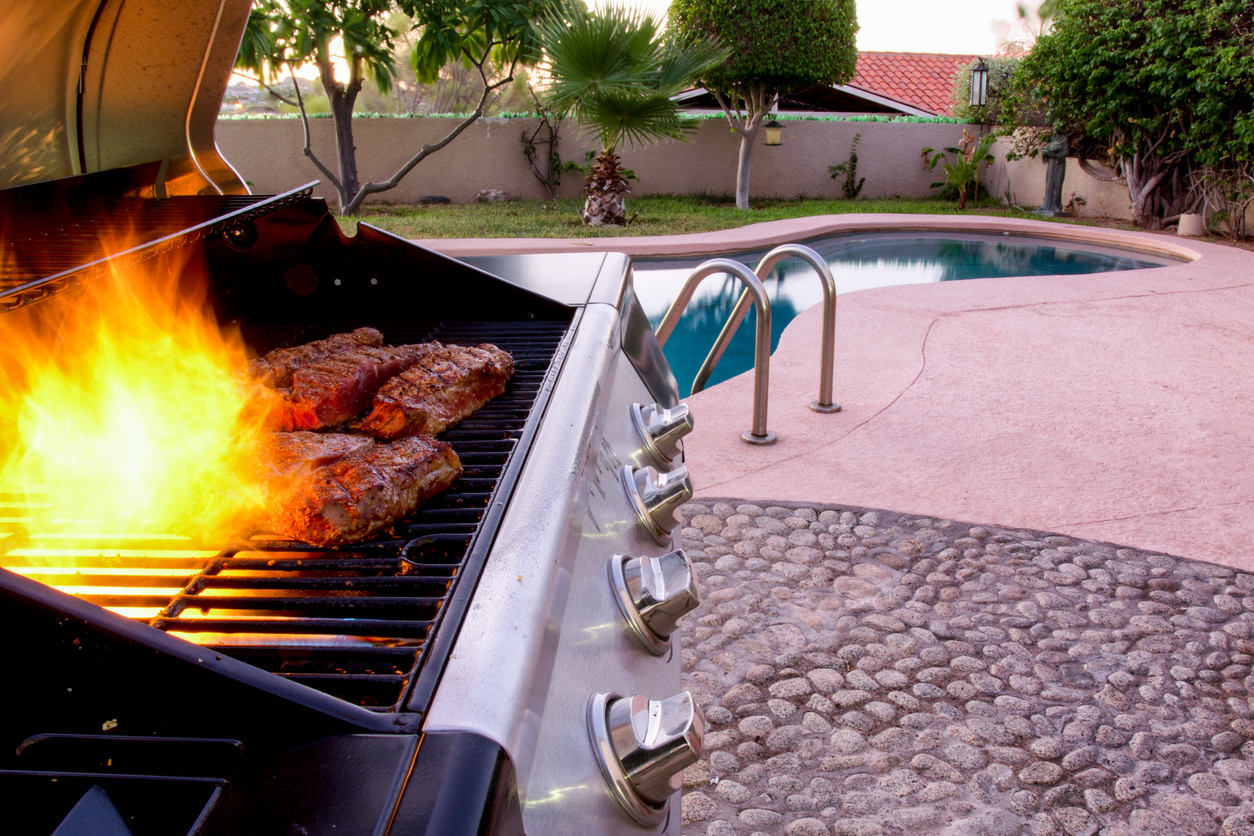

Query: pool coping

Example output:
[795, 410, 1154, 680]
[421, 214, 1254, 573]
[422, 212, 1204, 264]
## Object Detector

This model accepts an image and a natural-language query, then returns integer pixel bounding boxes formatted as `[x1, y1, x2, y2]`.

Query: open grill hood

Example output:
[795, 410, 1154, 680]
[0, 0, 252, 195]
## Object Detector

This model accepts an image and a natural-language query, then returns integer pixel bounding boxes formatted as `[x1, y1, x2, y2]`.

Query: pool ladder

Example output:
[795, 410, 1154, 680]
[653, 244, 839, 445]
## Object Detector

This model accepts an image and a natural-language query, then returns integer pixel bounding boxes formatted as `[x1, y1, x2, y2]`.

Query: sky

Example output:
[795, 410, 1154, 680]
[251, 0, 1043, 89]
[592, 0, 1043, 55]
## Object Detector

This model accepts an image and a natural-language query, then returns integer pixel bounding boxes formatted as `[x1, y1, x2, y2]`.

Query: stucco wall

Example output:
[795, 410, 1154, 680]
[213, 116, 972, 205]
[984, 137, 1133, 219]
[218, 117, 1254, 231]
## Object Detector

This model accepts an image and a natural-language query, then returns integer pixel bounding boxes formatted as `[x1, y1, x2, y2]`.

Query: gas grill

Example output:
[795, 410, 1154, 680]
[0, 2, 705, 834]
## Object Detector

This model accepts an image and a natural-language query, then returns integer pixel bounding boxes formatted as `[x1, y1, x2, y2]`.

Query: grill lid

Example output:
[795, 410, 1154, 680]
[0, 0, 252, 194]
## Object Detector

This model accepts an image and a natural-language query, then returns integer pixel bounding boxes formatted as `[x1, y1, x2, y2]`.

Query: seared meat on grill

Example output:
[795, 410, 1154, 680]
[261, 431, 374, 481]
[270, 435, 462, 546]
[248, 327, 383, 388]
[356, 344, 515, 439]
[274, 343, 438, 431]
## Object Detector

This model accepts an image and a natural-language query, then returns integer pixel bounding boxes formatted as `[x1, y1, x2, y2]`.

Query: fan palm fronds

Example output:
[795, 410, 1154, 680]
[539, 6, 725, 154]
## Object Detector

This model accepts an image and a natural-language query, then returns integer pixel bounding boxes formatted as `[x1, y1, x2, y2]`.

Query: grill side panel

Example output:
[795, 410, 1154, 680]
[422, 303, 687, 836]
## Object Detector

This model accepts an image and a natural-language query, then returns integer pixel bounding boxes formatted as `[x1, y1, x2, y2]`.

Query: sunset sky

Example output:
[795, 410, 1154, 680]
[591, 0, 1043, 56]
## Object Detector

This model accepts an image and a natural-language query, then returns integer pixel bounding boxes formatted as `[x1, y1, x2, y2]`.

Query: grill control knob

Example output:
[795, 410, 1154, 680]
[588, 691, 705, 826]
[631, 402, 694, 466]
[609, 551, 700, 655]
[622, 465, 693, 544]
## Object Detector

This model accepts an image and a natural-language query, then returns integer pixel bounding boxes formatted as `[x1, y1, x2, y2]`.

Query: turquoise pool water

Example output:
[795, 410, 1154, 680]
[632, 231, 1181, 397]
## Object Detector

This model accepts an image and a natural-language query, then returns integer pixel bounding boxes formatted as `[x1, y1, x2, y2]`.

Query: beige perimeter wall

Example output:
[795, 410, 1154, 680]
[984, 137, 1134, 219]
[216, 117, 1188, 224]
[215, 117, 979, 205]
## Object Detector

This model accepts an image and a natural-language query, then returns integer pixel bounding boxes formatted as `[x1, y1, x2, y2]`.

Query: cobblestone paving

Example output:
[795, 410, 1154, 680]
[677, 499, 1254, 836]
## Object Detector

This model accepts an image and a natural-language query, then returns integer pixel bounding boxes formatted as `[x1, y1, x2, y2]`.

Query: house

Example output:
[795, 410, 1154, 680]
[675, 51, 980, 117]
[840, 52, 979, 116]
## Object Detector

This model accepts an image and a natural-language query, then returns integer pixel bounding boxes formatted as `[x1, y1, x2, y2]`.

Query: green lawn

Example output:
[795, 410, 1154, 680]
[339, 194, 1067, 239]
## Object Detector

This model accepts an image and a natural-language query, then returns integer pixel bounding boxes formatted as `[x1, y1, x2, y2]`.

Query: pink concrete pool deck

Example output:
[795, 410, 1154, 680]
[427, 215, 1254, 573]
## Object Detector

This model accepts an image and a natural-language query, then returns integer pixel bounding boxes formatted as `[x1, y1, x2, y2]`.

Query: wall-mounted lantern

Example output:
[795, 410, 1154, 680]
[763, 118, 783, 146]
[970, 57, 989, 107]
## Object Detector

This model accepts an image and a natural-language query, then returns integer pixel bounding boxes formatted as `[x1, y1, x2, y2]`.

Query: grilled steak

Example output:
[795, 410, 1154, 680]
[248, 327, 383, 388]
[261, 431, 375, 482]
[273, 343, 439, 431]
[270, 435, 462, 546]
[356, 344, 515, 439]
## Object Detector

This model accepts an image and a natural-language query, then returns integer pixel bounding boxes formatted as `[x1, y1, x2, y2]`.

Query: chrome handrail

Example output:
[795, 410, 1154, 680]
[693, 244, 840, 413]
[655, 259, 775, 445]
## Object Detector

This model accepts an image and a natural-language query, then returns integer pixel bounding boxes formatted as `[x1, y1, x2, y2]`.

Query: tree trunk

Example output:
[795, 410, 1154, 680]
[318, 50, 362, 215]
[583, 192, 626, 225]
[336, 49, 518, 217]
[711, 84, 776, 211]
[329, 94, 360, 212]
[735, 122, 761, 211]
[581, 150, 630, 226]
[1125, 149, 1169, 229]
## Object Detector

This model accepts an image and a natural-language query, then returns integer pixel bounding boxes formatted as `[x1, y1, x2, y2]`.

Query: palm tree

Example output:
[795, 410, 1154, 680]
[538, 7, 726, 226]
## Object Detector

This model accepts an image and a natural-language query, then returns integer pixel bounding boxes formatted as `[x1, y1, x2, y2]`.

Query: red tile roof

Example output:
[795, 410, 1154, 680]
[849, 52, 979, 116]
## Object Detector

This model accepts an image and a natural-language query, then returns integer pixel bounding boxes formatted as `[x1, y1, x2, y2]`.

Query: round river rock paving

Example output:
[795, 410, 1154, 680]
[676, 499, 1254, 836]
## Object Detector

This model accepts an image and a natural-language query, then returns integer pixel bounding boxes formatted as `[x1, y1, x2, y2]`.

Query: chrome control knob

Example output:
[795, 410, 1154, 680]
[631, 402, 694, 466]
[622, 465, 693, 544]
[588, 691, 705, 826]
[610, 551, 700, 655]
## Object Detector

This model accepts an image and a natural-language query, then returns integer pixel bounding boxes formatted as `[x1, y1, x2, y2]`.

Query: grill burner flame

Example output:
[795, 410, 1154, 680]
[0, 244, 276, 622]
[0, 247, 270, 539]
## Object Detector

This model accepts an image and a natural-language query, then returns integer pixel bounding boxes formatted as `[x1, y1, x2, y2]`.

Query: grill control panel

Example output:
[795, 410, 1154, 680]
[424, 303, 700, 835]
[608, 550, 699, 656]
[588, 691, 706, 828]
[630, 402, 693, 467]
[623, 465, 693, 544]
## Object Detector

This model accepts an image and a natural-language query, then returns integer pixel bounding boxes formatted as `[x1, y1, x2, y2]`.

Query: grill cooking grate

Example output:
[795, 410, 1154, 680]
[0, 319, 571, 712]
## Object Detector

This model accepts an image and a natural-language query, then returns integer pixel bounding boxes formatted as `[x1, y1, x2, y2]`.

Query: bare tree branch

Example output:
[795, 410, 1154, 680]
[712, 89, 748, 136]
[522, 86, 562, 199]
[343, 48, 517, 214]
[291, 69, 343, 194]
[1078, 157, 1124, 183]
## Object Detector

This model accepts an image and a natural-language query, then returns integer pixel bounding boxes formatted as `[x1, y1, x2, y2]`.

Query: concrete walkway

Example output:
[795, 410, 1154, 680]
[427, 215, 1254, 573]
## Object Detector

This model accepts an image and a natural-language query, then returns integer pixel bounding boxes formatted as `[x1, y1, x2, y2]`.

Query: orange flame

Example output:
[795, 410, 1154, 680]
[0, 248, 269, 539]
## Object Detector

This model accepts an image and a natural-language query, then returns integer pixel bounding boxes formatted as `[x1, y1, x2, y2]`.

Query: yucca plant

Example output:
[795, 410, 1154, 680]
[538, 7, 726, 225]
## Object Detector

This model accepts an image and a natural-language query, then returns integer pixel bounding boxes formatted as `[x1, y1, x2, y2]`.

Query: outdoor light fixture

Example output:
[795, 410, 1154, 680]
[763, 118, 783, 146]
[970, 57, 989, 107]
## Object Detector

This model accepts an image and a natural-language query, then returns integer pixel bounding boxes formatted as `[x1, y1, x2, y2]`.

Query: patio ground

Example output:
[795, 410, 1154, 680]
[429, 214, 1254, 836]
[430, 214, 1254, 574]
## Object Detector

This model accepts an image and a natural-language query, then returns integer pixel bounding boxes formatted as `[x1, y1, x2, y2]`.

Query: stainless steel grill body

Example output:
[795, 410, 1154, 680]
[0, 1, 697, 831]
[426, 296, 686, 835]
[0, 180, 693, 835]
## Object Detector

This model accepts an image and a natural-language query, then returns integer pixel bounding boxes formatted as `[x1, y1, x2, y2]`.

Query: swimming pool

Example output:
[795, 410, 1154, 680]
[631, 231, 1184, 396]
